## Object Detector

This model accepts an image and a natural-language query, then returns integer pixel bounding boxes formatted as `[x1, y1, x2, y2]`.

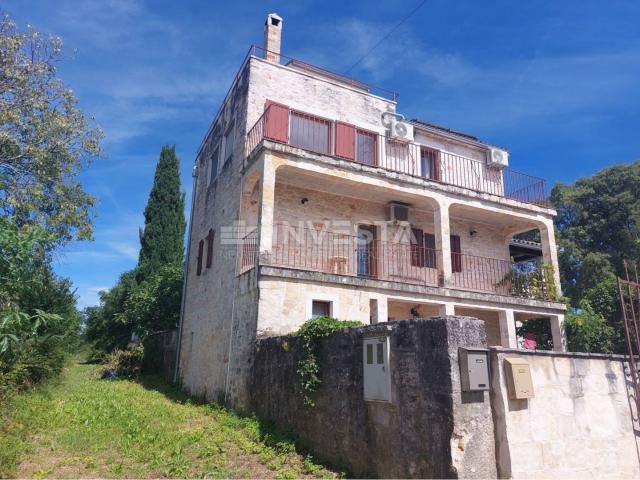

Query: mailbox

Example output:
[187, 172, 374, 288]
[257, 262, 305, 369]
[504, 357, 534, 399]
[363, 336, 391, 402]
[459, 347, 490, 391]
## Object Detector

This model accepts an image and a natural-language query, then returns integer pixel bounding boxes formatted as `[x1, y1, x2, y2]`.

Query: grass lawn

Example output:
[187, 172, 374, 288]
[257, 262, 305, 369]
[0, 360, 339, 479]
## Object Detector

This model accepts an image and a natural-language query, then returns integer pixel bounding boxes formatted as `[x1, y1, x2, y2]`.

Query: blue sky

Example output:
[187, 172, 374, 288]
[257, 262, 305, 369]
[5, 0, 640, 308]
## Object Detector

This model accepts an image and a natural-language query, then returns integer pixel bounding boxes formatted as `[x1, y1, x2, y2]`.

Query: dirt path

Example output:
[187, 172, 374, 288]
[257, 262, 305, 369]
[2, 361, 336, 479]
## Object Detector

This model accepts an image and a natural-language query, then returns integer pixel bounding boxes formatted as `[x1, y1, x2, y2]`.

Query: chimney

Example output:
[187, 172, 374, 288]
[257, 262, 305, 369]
[263, 13, 282, 63]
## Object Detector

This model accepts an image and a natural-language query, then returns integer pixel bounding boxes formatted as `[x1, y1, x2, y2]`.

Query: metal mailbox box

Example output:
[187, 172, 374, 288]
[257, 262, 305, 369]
[459, 347, 490, 391]
[504, 357, 534, 399]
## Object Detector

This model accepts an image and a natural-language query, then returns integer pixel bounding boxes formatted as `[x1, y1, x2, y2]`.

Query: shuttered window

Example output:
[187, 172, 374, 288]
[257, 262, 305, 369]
[335, 122, 355, 160]
[411, 229, 437, 268]
[206, 229, 214, 268]
[450, 234, 462, 273]
[197, 239, 204, 276]
[264, 100, 289, 143]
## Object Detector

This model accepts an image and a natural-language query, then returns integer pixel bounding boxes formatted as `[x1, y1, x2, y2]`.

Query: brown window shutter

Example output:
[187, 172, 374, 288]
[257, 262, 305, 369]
[206, 229, 214, 268]
[197, 239, 204, 275]
[424, 233, 436, 268]
[335, 122, 355, 160]
[411, 228, 424, 267]
[450, 234, 462, 273]
[432, 150, 442, 181]
[264, 100, 289, 143]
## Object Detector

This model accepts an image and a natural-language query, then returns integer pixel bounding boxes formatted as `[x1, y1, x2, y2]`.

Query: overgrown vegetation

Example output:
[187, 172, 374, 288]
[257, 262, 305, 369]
[551, 161, 640, 353]
[83, 146, 185, 369]
[563, 303, 615, 353]
[0, 13, 99, 400]
[0, 361, 339, 478]
[292, 316, 361, 407]
[101, 343, 145, 379]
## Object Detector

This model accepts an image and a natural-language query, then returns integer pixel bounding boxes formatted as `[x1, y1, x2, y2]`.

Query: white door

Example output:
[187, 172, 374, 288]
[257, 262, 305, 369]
[363, 336, 391, 401]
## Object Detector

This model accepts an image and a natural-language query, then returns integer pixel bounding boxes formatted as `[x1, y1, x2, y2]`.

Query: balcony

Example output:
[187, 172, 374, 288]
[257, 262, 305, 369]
[240, 224, 557, 302]
[246, 104, 548, 207]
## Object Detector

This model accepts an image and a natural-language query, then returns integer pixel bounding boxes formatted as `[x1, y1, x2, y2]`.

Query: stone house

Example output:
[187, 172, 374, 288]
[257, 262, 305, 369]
[175, 13, 567, 410]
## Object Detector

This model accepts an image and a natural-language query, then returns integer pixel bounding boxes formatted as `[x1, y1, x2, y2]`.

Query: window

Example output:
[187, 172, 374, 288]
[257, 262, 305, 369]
[376, 343, 384, 364]
[223, 120, 235, 164]
[196, 239, 204, 275]
[450, 234, 462, 273]
[411, 229, 437, 268]
[209, 146, 219, 185]
[289, 111, 331, 154]
[420, 147, 441, 181]
[311, 300, 331, 318]
[366, 343, 373, 364]
[206, 229, 214, 268]
[356, 129, 376, 166]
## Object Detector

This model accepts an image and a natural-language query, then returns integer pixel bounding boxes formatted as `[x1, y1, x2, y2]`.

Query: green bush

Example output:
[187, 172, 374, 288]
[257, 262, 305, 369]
[564, 303, 615, 353]
[102, 343, 145, 378]
[292, 316, 361, 407]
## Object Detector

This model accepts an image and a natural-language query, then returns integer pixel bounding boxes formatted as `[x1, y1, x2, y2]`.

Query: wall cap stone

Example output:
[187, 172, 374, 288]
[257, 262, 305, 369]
[490, 346, 631, 362]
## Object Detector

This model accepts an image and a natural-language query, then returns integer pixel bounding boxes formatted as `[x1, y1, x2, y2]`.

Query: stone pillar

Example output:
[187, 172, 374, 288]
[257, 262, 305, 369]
[434, 201, 452, 287]
[550, 314, 566, 352]
[258, 155, 276, 257]
[498, 309, 517, 348]
[539, 220, 562, 297]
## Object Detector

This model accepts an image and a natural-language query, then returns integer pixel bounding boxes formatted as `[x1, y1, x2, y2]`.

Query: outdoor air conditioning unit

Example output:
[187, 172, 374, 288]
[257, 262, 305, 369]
[388, 117, 414, 143]
[387, 202, 410, 223]
[487, 146, 509, 169]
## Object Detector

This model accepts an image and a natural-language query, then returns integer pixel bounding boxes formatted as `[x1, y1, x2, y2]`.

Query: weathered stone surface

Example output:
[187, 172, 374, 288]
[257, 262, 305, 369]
[250, 316, 497, 478]
[490, 348, 640, 479]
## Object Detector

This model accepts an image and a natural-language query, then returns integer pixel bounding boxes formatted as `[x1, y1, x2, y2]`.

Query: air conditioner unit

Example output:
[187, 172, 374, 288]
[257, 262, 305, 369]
[387, 202, 410, 223]
[487, 147, 509, 169]
[388, 118, 414, 143]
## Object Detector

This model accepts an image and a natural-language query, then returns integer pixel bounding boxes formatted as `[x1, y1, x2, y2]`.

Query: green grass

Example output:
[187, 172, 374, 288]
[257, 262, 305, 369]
[0, 360, 339, 479]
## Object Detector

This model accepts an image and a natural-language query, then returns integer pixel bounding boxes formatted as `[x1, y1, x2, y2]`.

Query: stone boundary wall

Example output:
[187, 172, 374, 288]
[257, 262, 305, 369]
[249, 316, 496, 478]
[490, 347, 640, 478]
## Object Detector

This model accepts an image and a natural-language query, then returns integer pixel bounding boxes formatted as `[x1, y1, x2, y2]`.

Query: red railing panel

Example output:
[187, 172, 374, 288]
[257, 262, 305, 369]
[264, 101, 289, 143]
[335, 122, 356, 160]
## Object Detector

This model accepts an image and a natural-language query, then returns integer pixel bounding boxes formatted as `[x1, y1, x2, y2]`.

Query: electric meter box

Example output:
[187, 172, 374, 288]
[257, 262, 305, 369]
[363, 336, 391, 402]
[504, 357, 534, 399]
[459, 347, 490, 391]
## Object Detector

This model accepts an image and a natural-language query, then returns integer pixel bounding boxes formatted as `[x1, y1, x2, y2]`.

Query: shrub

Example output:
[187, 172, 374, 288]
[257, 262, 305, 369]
[564, 303, 615, 353]
[292, 316, 361, 407]
[102, 343, 145, 378]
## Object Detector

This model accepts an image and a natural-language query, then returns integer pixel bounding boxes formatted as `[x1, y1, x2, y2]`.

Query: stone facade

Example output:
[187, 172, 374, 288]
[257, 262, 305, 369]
[177, 17, 567, 411]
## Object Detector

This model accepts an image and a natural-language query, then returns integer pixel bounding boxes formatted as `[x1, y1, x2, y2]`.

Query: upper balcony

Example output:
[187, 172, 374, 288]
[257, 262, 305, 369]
[246, 103, 548, 208]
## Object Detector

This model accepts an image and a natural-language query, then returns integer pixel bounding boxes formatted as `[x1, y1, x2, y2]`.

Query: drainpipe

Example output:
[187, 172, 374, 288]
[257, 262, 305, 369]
[173, 163, 198, 384]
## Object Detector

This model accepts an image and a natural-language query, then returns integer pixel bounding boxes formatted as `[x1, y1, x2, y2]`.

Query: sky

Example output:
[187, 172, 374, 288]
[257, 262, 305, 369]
[4, 0, 640, 309]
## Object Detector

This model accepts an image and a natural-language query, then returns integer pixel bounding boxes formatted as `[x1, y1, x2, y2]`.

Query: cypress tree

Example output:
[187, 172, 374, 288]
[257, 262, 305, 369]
[137, 145, 186, 281]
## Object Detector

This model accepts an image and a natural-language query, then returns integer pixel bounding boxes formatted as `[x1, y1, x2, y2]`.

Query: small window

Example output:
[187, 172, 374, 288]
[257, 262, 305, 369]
[366, 343, 373, 364]
[209, 146, 219, 185]
[223, 121, 235, 164]
[376, 343, 384, 364]
[311, 300, 331, 318]
[196, 239, 204, 275]
[206, 229, 214, 268]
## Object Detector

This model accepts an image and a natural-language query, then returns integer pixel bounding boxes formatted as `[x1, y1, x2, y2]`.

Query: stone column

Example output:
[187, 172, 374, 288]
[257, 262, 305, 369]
[434, 201, 452, 287]
[498, 309, 517, 348]
[550, 314, 566, 352]
[258, 155, 276, 258]
[539, 220, 562, 297]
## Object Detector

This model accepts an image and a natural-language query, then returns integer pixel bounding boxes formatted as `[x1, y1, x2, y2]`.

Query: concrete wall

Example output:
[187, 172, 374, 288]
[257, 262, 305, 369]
[250, 316, 497, 478]
[490, 348, 640, 479]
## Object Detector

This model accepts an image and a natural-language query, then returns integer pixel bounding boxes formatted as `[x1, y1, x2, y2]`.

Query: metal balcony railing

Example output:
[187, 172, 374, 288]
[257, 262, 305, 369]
[246, 104, 548, 206]
[238, 224, 557, 301]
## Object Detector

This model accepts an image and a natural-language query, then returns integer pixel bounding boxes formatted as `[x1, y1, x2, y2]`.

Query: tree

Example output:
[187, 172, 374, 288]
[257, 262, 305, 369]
[563, 303, 615, 354]
[137, 145, 185, 281]
[0, 14, 103, 244]
[551, 161, 640, 353]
